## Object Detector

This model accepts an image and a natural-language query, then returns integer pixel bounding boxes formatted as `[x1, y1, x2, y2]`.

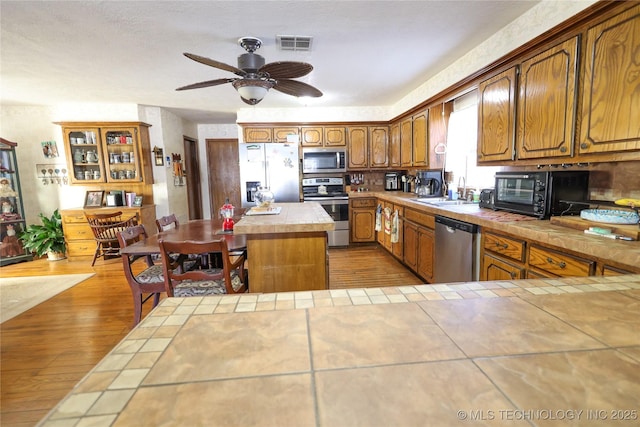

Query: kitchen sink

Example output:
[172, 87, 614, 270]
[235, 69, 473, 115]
[410, 198, 474, 206]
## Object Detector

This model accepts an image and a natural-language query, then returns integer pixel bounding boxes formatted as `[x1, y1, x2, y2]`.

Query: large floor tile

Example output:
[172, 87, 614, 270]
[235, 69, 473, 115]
[309, 303, 464, 369]
[616, 346, 640, 362]
[115, 374, 315, 426]
[475, 349, 640, 426]
[419, 298, 604, 357]
[315, 360, 529, 427]
[143, 310, 310, 384]
[523, 291, 640, 346]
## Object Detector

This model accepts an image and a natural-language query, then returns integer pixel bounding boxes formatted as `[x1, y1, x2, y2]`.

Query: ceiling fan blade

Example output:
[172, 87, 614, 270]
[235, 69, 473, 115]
[183, 53, 246, 77]
[176, 78, 236, 91]
[273, 79, 323, 98]
[260, 61, 313, 79]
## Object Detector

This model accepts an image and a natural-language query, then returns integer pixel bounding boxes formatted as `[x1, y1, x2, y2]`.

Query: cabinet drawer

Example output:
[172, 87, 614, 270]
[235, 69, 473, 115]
[66, 240, 96, 257]
[64, 223, 93, 240]
[404, 208, 434, 228]
[483, 232, 525, 262]
[350, 198, 376, 208]
[528, 245, 594, 277]
[62, 212, 88, 224]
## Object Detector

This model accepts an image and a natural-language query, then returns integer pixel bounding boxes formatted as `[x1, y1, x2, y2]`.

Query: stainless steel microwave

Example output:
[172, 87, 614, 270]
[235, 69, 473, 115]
[302, 147, 347, 173]
[494, 170, 590, 219]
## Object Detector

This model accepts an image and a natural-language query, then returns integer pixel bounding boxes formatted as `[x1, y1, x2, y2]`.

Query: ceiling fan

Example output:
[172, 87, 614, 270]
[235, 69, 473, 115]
[176, 37, 323, 105]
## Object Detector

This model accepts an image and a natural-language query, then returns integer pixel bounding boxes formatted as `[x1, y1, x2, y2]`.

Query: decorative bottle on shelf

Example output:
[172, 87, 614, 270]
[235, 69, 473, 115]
[255, 186, 274, 208]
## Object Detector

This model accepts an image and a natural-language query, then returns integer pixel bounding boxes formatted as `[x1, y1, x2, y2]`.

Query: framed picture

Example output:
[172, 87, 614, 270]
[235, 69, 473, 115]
[132, 195, 143, 207]
[84, 190, 104, 208]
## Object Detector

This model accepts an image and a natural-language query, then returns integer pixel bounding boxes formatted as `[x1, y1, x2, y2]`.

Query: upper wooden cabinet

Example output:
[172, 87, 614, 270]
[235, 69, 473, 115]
[59, 122, 152, 185]
[578, 3, 640, 155]
[516, 37, 579, 159]
[346, 126, 389, 169]
[400, 117, 413, 167]
[389, 122, 401, 167]
[323, 127, 347, 146]
[301, 126, 345, 146]
[244, 127, 273, 143]
[273, 127, 299, 143]
[477, 66, 518, 163]
[428, 103, 452, 169]
[412, 110, 429, 167]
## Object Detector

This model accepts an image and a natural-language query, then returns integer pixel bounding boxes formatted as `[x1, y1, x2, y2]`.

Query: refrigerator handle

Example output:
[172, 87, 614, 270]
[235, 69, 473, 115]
[264, 159, 270, 188]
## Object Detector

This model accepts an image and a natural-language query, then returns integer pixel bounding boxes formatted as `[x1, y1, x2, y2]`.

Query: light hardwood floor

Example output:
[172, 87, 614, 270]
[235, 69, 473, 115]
[0, 245, 422, 426]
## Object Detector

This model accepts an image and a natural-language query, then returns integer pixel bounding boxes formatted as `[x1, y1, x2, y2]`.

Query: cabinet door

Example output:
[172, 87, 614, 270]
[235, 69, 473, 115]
[482, 254, 525, 281]
[244, 127, 273, 143]
[428, 103, 451, 169]
[350, 209, 376, 242]
[417, 226, 434, 282]
[301, 126, 323, 146]
[347, 126, 368, 169]
[389, 122, 401, 167]
[392, 206, 403, 260]
[369, 126, 389, 168]
[324, 127, 346, 146]
[62, 126, 105, 184]
[400, 117, 413, 167]
[101, 127, 143, 183]
[578, 4, 640, 154]
[412, 111, 428, 167]
[517, 37, 578, 159]
[273, 127, 299, 143]
[403, 221, 418, 271]
[477, 67, 517, 163]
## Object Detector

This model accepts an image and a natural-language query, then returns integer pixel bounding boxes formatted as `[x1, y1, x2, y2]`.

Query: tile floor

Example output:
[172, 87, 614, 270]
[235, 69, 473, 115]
[39, 275, 640, 426]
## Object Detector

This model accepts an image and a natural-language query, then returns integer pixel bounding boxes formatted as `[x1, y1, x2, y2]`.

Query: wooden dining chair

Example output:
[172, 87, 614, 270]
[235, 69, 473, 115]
[117, 225, 165, 325]
[86, 211, 139, 266]
[155, 214, 179, 232]
[159, 238, 248, 297]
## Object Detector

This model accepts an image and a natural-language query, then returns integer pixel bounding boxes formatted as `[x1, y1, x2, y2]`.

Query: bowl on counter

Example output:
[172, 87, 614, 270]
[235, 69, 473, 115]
[580, 209, 639, 225]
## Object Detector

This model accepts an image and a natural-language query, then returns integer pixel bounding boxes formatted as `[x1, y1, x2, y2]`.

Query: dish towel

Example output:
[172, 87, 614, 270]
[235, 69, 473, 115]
[391, 209, 399, 243]
[384, 207, 392, 235]
[375, 204, 382, 232]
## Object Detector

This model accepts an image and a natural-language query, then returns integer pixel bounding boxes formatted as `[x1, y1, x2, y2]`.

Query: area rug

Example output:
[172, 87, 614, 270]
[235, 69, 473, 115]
[0, 273, 95, 323]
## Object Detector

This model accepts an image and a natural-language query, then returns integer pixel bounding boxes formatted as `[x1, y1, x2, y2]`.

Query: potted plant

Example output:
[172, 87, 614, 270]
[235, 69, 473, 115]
[19, 209, 66, 261]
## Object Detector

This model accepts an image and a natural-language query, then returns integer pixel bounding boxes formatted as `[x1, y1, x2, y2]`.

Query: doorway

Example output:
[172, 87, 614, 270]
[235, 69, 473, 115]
[206, 138, 241, 214]
[183, 136, 203, 220]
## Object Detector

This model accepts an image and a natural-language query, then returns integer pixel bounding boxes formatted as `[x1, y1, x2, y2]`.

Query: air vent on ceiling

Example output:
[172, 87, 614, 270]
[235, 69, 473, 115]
[276, 35, 313, 51]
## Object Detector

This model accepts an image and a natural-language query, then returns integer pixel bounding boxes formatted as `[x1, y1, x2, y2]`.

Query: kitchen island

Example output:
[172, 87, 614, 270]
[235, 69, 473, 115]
[233, 202, 335, 293]
[38, 274, 640, 426]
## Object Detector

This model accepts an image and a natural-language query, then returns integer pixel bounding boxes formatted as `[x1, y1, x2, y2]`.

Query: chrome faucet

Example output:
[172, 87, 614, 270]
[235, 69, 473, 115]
[457, 176, 466, 199]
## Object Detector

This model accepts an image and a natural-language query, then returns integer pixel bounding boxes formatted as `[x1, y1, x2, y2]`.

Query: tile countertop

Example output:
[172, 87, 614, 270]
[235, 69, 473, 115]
[351, 191, 640, 270]
[233, 202, 335, 234]
[39, 274, 640, 426]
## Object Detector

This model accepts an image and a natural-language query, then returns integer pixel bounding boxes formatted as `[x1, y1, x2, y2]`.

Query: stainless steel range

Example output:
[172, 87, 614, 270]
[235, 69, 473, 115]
[302, 177, 349, 247]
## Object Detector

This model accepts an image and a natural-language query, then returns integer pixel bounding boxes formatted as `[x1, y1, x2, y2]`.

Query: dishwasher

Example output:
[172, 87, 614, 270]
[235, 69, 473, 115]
[434, 216, 480, 283]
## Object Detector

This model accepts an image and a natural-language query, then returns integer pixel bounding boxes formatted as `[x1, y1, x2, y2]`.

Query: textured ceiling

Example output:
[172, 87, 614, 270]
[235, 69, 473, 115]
[1, 1, 540, 124]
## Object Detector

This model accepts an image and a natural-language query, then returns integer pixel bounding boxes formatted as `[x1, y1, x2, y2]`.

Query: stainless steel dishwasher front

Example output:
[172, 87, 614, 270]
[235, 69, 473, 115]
[434, 215, 480, 283]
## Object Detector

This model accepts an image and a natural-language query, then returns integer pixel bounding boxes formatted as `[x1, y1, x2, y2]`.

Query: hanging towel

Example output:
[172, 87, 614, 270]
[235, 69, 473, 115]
[374, 204, 382, 232]
[391, 209, 399, 243]
[384, 207, 392, 235]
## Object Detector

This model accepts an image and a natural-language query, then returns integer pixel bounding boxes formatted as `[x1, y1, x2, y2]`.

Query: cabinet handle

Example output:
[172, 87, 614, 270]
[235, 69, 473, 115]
[546, 257, 566, 269]
[580, 142, 589, 149]
[495, 242, 508, 249]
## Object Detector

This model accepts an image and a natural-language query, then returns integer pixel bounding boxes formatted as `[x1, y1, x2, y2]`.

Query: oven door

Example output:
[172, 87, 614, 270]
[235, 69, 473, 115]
[304, 197, 349, 246]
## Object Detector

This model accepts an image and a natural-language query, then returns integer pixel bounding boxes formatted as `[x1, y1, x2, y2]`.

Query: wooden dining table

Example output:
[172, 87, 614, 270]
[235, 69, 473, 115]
[119, 219, 247, 257]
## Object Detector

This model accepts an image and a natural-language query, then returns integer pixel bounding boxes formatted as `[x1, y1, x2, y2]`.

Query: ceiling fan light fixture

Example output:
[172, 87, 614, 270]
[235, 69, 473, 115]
[232, 79, 273, 104]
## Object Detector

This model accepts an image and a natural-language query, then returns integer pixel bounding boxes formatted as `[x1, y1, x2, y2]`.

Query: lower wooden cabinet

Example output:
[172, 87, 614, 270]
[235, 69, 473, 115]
[402, 208, 434, 282]
[61, 206, 156, 261]
[482, 254, 525, 281]
[349, 198, 376, 243]
[416, 226, 434, 282]
[528, 245, 595, 277]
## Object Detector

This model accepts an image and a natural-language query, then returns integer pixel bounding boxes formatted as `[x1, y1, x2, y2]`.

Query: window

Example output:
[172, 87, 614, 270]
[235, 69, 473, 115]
[445, 90, 499, 194]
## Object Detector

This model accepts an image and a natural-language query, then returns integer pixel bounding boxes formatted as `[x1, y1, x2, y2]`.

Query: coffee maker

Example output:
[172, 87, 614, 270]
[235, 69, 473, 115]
[385, 172, 403, 191]
[415, 170, 443, 198]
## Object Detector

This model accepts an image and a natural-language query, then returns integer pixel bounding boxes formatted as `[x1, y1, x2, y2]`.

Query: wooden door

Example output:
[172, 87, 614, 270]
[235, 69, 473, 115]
[206, 139, 241, 216]
[517, 37, 578, 159]
[412, 111, 428, 167]
[183, 136, 202, 220]
[400, 117, 413, 167]
[481, 254, 524, 281]
[477, 67, 517, 163]
[324, 127, 346, 146]
[369, 126, 389, 168]
[347, 126, 368, 169]
[389, 122, 401, 167]
[403, 221, 418, 271]
[578, 4, 640, 154]
[417, 226, 434, 282]
[351, 209, 375, 242]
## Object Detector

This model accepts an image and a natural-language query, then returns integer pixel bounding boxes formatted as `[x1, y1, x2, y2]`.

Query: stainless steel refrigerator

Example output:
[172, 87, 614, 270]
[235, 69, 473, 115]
[239, 142, 301, 208]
